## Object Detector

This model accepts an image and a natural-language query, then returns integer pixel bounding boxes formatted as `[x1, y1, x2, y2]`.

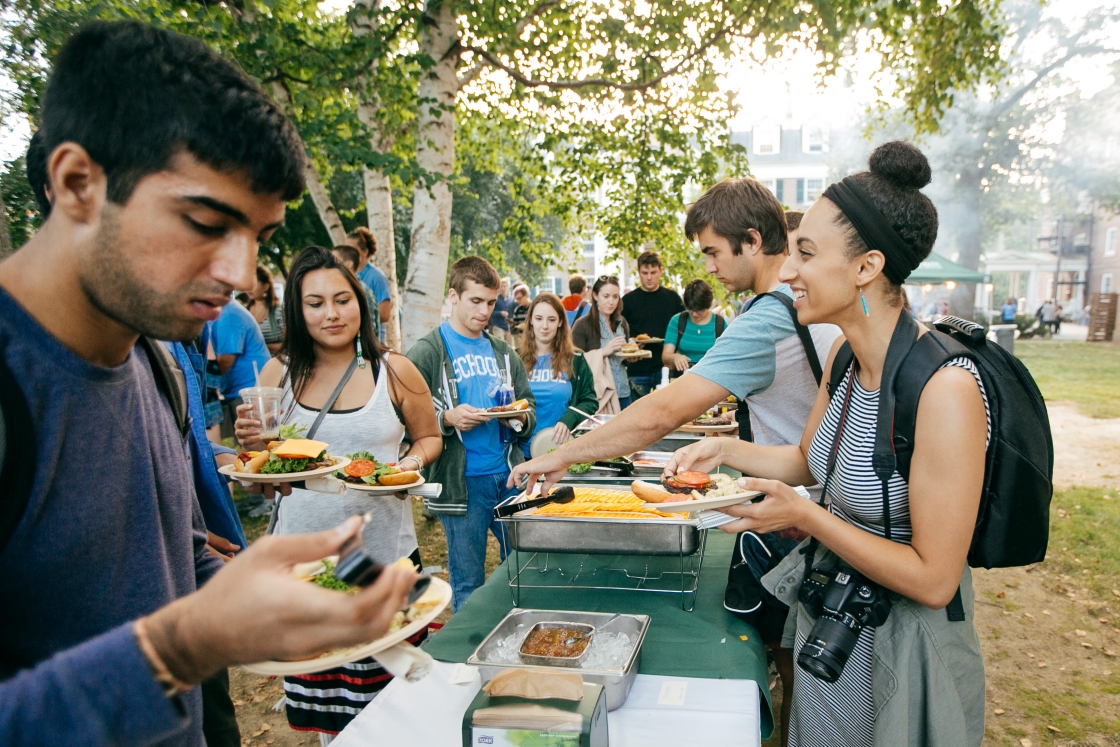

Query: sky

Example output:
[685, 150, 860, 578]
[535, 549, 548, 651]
[2, 0, 1117, 161]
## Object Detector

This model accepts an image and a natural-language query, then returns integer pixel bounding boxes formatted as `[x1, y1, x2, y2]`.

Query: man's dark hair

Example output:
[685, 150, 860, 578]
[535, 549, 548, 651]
[636, 250, 662, 269]
[682, 279, 714, 311]
[784, 210, 804, 232]
[332, 244, 361, 270]
[568, 274, 587, 295]
[26, 130, 51, 215]
[39, 21, 305, 205]
[684, 178, 788, 256]
[449, 256, 500, 293]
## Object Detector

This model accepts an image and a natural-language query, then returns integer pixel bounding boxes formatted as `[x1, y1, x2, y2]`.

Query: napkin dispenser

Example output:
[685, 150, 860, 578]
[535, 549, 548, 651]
[461, 670, 607, 747]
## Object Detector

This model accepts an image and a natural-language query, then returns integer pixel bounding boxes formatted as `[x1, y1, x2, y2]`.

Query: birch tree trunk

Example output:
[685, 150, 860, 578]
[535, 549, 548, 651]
[268, 81, 347, 247]
[352, 0, 402, 351]
[401, 0, 458, 351]
[0, 191, 13, 259]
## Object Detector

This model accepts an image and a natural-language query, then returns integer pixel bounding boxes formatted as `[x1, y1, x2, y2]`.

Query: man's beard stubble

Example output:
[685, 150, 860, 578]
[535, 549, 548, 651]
[79, 207, 223, 342]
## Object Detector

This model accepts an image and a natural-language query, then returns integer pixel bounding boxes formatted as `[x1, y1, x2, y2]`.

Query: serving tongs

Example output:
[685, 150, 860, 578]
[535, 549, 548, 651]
[493, 486, 576, 519]
[592, 455, 634, 476]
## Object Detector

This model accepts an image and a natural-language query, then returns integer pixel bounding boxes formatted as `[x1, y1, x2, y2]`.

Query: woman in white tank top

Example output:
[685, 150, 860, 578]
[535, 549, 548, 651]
[233, 247, 442, 741]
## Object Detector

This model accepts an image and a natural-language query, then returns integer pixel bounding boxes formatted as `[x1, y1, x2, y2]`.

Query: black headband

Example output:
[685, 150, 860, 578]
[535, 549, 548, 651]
[823, 177, 921, 285]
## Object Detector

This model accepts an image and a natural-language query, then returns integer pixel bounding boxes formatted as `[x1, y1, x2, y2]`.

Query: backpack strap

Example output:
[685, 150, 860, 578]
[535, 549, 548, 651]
[828, 342, 855, 397]
[754, 292, 822, 384]
[715, 314, 726, 338]
[139, 337, 191, 437]
[0, 353, 36, 554]
[675, 313, 688, 347]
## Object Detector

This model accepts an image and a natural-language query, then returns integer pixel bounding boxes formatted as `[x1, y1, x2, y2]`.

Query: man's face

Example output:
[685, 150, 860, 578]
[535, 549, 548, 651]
[638, 263, 663, 291]
[449, 279, 498, 334]
[499, 279, 510, 296]
[698, 227, 754, 293]
[78, 151, 286, 341]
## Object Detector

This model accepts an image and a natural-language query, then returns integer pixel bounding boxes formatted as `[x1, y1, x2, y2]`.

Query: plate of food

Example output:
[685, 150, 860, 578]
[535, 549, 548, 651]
[631, 474, 763, 512]
[485, 399, 531, 418]
[336, 452, 424, 493]
[677, 414, 737, 433]
[243, 557, 451, 676]
[219, 439, 350, 483]
[633, 334, 664, 344]
[616, 343, 652, 359]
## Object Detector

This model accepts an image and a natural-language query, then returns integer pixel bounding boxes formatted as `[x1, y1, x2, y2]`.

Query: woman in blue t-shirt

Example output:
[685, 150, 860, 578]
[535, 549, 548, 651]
[517, 293, 599, 457]
[662, 279, 724, 377]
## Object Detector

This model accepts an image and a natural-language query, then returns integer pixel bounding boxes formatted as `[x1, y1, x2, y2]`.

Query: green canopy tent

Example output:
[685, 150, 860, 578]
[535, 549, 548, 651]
[904, 253, 988, 284]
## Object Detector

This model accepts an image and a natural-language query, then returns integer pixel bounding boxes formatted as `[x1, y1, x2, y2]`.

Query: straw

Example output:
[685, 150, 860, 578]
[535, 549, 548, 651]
[253, 360, 261, 388]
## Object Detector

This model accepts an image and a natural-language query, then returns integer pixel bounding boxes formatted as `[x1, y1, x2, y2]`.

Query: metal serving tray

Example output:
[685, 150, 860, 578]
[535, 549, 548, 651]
[467, 609, 650, 711]
[628, 450, 672, 477]
[494, 485, 702, 556]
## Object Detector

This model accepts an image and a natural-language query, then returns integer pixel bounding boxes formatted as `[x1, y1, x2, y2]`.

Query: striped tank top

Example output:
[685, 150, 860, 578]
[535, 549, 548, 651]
[791, 356, 989, 747]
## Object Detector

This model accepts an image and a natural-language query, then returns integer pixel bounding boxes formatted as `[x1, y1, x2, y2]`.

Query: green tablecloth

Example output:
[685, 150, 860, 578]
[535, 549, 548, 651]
[422, 530, 774, 739]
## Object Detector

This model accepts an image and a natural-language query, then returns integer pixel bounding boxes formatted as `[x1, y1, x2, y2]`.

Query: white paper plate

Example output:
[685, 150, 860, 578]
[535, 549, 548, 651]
[634, 337, 664, 344]
[483, 409, 530, 418]
[242, 577, 451, 676]
[677, 423, 737, 434]
[530, 431, 561, 458]
[616, 350, 652, 359]
[344, 476, 426, 493]
[218, 456, 351, 484]
[641, 489, 763, 513]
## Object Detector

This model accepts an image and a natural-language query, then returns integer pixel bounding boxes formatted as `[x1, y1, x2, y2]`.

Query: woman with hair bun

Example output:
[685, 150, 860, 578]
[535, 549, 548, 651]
[668, 141, 989, 746]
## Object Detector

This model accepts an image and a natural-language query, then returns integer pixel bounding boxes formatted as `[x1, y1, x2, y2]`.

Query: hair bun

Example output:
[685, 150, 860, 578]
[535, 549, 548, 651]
[868, 141, 932, 190]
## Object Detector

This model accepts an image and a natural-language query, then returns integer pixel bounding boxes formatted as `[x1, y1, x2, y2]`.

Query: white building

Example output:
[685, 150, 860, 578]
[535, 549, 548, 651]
[729, 120, 830, 209]
[979, 250, 1087, 314]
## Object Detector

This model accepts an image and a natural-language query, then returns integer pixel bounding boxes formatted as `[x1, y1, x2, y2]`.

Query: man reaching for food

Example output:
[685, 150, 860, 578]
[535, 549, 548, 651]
[0, 23, 416, 747]
[508, 179, 840, 747]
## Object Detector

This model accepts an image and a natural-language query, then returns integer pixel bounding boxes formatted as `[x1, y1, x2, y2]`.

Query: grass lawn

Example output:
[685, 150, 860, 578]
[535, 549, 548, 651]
[1016, 340, 1120, 418]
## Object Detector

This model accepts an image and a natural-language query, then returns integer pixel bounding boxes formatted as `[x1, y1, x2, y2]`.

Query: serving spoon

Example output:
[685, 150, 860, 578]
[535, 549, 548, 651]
[564, 613, 622, 647]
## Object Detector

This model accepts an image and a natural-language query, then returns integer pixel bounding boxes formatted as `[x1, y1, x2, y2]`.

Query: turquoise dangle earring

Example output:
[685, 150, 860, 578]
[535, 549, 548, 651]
[859, 286, 870, 317]
[355, 336, 367, 369]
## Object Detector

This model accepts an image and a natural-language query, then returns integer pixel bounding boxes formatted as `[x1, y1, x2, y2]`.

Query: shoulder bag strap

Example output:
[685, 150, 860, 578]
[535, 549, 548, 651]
[676, 313, 688, 347]
[306, 356, 361, 441]
[715, 314, 726, 338]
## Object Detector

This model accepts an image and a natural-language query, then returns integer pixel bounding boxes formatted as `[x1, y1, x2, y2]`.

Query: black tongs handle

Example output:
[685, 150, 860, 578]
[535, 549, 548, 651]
[493, 486, 575, 519]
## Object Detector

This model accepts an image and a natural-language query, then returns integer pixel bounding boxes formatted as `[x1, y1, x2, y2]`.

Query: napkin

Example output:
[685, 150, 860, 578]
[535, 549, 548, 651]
[371, 643, 434, 683]
[482, 669, 584, 700]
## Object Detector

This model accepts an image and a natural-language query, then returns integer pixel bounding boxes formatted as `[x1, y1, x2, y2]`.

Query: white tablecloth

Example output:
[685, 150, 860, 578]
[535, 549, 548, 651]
[331, 661, 761, 747]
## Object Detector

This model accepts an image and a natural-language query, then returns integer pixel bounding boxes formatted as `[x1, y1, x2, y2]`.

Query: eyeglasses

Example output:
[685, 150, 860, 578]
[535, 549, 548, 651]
[597, 275, 619, 283]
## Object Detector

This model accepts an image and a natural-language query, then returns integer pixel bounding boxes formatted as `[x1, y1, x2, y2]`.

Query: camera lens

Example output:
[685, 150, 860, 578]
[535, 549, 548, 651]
[797, 615, 861, 683]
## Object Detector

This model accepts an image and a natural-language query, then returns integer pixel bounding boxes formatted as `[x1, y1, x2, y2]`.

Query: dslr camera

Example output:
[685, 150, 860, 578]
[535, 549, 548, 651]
[797, 566, 891, 682]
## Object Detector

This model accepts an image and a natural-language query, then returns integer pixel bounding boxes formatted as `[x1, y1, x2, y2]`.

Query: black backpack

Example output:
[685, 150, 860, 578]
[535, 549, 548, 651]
[827, 314, 1052, 574]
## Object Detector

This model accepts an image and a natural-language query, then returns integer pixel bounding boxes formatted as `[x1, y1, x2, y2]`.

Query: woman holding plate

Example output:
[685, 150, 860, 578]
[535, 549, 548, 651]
[516, 293, 599, 457]
[234, 245, 441, 741]
[571, 275, 634, 408]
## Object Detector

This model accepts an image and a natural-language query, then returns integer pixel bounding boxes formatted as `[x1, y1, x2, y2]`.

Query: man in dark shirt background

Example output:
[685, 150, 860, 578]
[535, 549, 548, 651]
[621, 250, 684, 397]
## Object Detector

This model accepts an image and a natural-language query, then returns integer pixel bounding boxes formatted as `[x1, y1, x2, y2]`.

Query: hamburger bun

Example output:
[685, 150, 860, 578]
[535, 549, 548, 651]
[620, 343, 640, 354]
[631, 480, 692, 503]
[378, 470, 421, 486]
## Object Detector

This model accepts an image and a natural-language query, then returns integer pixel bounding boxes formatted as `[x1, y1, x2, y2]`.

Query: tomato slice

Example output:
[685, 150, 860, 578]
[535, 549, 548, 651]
[344, 459, 377, 477]
[674, 471, 712, 488]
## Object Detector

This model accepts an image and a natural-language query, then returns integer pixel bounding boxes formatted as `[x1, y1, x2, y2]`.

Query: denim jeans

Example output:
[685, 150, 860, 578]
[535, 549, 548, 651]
[627, 374, 658, 399]
[618, 395, 632, 410]
[439, 472, 519, 611]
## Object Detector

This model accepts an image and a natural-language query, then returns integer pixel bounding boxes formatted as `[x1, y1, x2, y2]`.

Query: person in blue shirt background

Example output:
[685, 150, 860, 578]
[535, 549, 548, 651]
[347, 227, 391, 342]
[662, 278, 725, 377]
[1001, 297, 1018, 323]
[205, 299, 271, 439]
[516, 293, 598, 457]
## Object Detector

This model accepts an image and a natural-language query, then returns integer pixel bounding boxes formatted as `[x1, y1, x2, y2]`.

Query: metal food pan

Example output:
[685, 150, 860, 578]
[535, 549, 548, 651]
[495, 485, 701, 556]
[466, 609, 650, 711]
[628, 451, 672, 477]
[518, 621, 594, 668]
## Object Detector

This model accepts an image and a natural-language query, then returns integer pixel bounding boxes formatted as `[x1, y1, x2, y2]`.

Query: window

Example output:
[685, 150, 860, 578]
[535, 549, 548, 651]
[759, 179, 776, 195]
[554, 277, 564, 296]
[583, 240, 596, 257]
[775, 179, 784, 203]
[802, 125, 829, 154]
[752, 125, 781, 155]
[796, 179, 805, 204]
[1106, 227, 1118, 257]
[1103, 274, 1114, 294]
[806, 178, 824, 202]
